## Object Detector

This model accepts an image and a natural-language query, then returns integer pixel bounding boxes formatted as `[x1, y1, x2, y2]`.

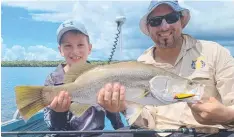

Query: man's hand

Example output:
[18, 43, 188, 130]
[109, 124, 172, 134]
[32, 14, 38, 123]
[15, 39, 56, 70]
[188, 97, 234, 125]
[49, 91, 71, 112]
[97, 83, 126, 113]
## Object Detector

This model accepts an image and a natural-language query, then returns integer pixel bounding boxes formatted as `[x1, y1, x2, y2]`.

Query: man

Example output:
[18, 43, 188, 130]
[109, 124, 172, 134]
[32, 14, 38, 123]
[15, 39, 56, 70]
[97, 0, 234, 137]
[43, 19, 124, 137]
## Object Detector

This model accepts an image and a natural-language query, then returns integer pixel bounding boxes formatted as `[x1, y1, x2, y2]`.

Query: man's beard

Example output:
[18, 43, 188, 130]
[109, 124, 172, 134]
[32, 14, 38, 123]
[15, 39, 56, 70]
[157, 38, 176, 48]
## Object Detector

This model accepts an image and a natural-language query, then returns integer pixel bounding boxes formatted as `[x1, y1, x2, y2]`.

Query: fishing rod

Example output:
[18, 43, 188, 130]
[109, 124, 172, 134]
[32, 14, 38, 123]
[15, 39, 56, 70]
[1, 128, 193, 135]
[1, 127, 224, 136]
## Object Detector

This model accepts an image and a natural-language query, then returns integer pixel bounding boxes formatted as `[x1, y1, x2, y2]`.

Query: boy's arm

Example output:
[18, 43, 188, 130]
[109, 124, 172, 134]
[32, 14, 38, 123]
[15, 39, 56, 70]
[106, 111, 124, 129]
[43, 74, 72, 131]
[44, 107, 72, 131]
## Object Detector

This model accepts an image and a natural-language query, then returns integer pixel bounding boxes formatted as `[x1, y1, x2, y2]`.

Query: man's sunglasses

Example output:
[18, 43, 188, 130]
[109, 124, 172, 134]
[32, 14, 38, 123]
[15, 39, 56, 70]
[147, 12, 182, 27]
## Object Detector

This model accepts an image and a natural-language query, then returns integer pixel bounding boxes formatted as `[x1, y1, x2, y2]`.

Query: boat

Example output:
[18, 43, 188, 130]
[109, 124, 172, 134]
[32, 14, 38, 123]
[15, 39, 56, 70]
[1, 109, 202, 137]
[1, 109, 129, 137]
[1, 110, 210, 137]
[1, 110, 50, 137]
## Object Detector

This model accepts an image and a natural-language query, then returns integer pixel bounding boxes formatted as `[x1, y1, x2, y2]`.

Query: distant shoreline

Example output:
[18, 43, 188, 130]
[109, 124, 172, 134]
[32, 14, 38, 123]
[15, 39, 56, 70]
[1, 60, 124, 67]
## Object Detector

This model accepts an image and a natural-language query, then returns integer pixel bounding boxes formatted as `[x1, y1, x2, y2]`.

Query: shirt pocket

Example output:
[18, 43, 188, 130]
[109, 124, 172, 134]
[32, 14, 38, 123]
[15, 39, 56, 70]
[189, 68, 211, 80]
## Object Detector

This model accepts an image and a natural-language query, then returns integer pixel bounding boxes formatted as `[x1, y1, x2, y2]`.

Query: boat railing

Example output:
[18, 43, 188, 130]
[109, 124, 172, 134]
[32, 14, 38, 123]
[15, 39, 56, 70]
[13, 109, 21, 120]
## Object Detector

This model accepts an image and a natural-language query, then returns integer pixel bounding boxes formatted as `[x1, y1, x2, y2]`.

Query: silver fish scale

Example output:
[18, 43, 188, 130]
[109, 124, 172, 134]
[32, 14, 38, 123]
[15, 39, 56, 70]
[70, 67, 159, 104]
[67, 62, 196, 106]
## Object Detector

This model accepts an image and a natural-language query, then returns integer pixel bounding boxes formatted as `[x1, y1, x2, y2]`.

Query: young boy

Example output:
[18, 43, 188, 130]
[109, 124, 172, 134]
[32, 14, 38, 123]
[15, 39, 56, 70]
[43, 19, 124, 136]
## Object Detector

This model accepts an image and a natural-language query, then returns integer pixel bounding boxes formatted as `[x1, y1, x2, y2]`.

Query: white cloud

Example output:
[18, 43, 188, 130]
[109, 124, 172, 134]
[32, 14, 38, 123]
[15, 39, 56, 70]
[3, 1, 234, 33]
[31, 13, 73, 23]
[2, 1, 234, 60]
[2, 44, 63, 61]
[2, 1, 150, 61]
[2, 1, 75, 12]
[183, 1, 234, 38]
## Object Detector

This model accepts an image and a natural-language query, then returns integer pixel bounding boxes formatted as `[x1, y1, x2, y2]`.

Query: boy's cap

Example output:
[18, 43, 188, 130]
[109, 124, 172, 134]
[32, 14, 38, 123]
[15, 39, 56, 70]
[56, 19, 89, 44]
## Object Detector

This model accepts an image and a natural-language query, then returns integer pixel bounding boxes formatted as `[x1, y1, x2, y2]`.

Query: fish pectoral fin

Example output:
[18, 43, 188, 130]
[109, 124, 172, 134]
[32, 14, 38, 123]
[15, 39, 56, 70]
[126, 88, 150, 100]
[69, 102, 91, 117]
[126, 88, 165, 106]
[134, 90, 150, 99]
[124, 101, 144, 126]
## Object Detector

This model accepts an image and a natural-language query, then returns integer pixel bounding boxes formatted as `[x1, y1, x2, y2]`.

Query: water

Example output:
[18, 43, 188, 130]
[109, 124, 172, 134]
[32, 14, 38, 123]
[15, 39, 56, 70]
[1, 67, 127, 129]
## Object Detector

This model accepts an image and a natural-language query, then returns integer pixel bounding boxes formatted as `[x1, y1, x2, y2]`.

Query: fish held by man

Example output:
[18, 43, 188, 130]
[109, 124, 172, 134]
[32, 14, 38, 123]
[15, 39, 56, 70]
[15, 61, 204, 125]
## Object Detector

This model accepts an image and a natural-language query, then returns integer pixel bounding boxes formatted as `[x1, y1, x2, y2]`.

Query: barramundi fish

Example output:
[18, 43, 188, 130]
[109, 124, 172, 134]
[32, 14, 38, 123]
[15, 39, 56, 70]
[15, 61, 204, 125]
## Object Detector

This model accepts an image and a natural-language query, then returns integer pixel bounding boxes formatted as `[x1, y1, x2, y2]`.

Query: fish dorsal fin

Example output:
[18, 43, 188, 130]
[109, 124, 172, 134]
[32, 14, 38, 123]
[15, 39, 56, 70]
[63, 62, 98, 84]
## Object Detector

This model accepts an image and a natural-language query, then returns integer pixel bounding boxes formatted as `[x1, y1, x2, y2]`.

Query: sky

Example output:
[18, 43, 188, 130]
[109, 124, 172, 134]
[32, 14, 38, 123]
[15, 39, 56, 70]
[1, 0, 234, 61]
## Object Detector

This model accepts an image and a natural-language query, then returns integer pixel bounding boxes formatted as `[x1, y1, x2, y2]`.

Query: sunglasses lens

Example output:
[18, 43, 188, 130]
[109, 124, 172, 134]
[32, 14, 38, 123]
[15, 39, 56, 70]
[148, 12, 181, 27]
[148, 17, 162, 27]
[165, 12, 180, 24]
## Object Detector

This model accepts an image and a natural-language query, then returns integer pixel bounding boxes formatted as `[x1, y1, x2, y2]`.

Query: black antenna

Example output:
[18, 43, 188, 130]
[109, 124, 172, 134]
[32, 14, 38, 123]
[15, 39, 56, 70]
[108, 16, 126, 64]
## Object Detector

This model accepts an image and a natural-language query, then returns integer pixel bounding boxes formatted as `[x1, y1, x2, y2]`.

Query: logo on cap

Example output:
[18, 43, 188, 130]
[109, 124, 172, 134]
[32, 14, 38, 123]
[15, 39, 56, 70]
[62, 21, 74, 28]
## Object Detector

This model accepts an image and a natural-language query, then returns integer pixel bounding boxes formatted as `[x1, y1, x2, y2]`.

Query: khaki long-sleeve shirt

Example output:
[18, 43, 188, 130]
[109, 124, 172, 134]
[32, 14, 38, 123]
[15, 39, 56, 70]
[134, 34, 234, 136]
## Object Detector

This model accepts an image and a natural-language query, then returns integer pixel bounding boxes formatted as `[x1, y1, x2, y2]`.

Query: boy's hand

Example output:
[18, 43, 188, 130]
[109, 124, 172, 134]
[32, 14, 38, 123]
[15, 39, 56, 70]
[97, 83, 126, 113]
[49, 91, 71, 112]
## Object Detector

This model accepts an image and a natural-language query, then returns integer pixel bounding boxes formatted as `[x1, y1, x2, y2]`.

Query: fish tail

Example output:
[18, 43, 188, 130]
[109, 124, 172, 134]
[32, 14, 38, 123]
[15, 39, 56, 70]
[15, 86, 45, 120]
[125, 102, 144, 126]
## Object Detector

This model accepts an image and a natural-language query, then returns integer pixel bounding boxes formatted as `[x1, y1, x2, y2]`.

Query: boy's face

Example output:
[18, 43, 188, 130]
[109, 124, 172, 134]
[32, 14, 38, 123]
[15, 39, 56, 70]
[58, 31, 92, 66]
